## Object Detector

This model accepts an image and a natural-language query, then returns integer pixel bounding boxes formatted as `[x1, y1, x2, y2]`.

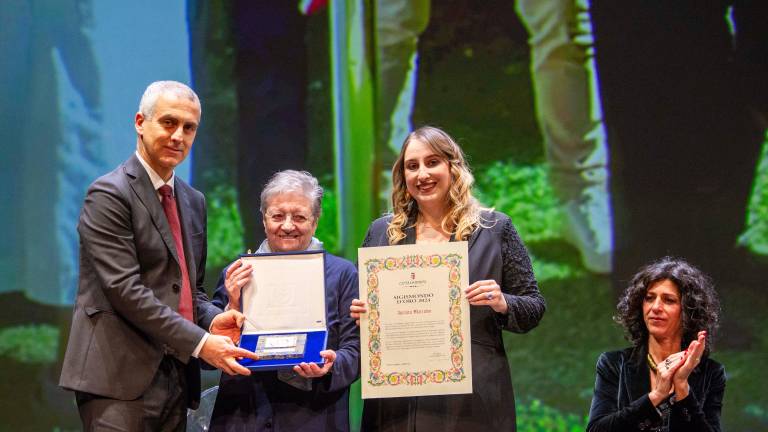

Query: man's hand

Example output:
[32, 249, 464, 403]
[199, 334, 258, 376]
[210, 309, 246, 344]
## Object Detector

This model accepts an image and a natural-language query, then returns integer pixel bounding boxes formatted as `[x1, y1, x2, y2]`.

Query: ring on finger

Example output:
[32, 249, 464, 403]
[486, 292, 493, 300]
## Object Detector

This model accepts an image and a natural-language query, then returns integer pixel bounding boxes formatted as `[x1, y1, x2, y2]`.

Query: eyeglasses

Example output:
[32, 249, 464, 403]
[265, 212, 314, 226]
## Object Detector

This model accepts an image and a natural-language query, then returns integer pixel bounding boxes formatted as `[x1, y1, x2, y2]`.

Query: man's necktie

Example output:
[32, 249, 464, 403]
[158, 185, 194, 321]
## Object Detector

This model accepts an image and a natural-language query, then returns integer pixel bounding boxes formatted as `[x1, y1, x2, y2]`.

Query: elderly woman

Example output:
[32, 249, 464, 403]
[208, 170, 359, 431]
[587, 257, 725, 432]
[350, 126, 546, 430]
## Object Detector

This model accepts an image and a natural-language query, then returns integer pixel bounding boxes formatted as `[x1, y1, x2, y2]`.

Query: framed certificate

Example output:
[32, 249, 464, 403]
[358, 242, 472, 398]
[236, 250, 327, 370]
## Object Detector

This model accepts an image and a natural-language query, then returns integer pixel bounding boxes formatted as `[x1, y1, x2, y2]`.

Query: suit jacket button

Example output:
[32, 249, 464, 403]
[172, 283, 180, 293]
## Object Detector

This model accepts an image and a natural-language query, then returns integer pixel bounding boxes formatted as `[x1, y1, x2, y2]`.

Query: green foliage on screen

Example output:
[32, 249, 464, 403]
[516, 398, 588, 432]
[528, 256, 585, 282]
[316, 185, 340, 254]
[0, 324, 58, 364]
[741, 134, 768, 255]
[744, 404, 768, 425]
[713, 349, 768, 430]
[474, 161, 583, 281]
[206, 181, 244, 269]
[474, 161, 561, 243]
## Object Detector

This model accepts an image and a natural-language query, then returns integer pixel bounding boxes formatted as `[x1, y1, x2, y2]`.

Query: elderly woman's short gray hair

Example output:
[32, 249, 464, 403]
[260, 170, 323, 218]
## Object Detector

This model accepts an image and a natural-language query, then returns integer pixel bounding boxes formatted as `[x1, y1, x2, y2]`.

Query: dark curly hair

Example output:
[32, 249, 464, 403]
[614, 257, 720, 355]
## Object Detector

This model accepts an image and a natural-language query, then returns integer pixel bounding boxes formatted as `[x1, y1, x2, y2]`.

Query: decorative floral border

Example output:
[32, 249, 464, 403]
[364, 253, 466, 386]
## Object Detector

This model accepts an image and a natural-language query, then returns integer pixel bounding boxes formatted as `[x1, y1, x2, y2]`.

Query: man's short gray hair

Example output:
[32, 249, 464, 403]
[138, 80, 201, 119]
[260, 170, 324, 218]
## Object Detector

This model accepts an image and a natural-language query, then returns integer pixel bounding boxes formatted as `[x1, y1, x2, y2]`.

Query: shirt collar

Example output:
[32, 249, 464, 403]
[135, 151, 175, 194]
[255, 237, 324, 253]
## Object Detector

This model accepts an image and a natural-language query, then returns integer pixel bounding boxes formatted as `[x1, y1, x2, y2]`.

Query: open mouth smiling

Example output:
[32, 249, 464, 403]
[417, 182, 436, 193]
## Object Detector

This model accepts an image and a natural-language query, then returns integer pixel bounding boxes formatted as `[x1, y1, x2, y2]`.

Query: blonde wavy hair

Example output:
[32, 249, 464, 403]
[387, 126, 488, 244]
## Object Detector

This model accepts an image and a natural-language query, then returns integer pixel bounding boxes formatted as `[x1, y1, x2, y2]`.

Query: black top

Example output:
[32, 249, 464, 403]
[588, 346, 726, 432]
[360, 210, 546, 431]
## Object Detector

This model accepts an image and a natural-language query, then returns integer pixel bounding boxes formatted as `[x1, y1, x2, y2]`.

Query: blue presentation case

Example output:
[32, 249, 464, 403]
[236, 250, 328, 371]
[238, 330, 328, 370]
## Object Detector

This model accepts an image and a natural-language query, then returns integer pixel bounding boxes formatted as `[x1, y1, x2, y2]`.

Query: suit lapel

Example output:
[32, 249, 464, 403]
[124, 154, 181, 266]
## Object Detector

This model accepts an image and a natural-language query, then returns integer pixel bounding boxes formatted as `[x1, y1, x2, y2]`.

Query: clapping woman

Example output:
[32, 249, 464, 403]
[587, 257, 725, 431]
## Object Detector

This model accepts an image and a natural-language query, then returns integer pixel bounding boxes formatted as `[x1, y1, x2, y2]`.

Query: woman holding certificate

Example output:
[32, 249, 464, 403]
[208, 170, 360, 431]
[587, 257, 725, 431]
[351, 126, 546, 430]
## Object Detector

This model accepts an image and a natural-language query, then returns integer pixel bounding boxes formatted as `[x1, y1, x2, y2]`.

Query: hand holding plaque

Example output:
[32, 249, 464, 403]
[222, 259, 253, 311]
[294, 350, 336, 378]
[236, 250, 328, 370]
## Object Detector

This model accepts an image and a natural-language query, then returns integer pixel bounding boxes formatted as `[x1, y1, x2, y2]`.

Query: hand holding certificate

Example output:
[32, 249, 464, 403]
[358, 242, 472, 398]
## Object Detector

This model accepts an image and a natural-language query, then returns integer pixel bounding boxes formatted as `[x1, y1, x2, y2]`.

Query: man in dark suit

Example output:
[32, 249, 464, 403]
[59, 81, 258, 430]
